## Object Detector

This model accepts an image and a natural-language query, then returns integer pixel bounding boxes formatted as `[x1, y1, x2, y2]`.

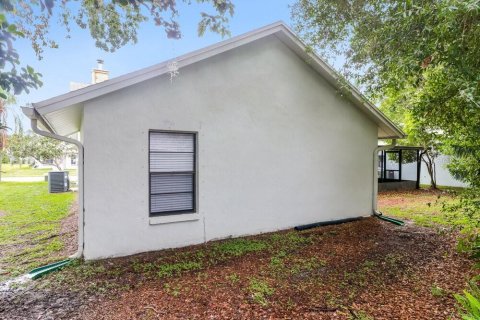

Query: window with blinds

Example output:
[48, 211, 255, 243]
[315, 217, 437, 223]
[149, 131, 196, 215]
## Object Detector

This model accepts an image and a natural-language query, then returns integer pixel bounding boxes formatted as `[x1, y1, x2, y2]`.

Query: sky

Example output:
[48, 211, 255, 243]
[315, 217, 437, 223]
[8, 0, 296, 127]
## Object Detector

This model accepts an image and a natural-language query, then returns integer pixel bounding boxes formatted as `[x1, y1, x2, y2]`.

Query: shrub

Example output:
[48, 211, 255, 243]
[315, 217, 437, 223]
[455, 279, 480, 320]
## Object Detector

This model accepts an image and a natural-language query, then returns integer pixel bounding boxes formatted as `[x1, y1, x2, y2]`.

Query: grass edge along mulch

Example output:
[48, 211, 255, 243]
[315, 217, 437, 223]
[0, 181, 76, 281]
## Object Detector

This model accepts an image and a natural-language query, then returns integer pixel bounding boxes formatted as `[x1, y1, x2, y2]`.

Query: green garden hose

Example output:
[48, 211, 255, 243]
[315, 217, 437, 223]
[28, 259, 72, 280]
[374, 212, 405, 226]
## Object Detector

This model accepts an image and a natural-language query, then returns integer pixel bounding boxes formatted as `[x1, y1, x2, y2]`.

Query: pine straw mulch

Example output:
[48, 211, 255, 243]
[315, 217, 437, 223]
[1, 217, 477, 319]
[73, 218, 477, 320]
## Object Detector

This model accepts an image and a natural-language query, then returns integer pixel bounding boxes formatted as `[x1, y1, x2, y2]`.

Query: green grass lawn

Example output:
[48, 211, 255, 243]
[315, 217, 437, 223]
[0, 164, 77, 177]
[0, 182, 76, 281]
[378, 189, 468, 229]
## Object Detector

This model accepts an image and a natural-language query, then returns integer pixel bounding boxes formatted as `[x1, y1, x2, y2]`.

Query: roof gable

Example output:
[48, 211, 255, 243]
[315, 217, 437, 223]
[26, 21, 404, 139]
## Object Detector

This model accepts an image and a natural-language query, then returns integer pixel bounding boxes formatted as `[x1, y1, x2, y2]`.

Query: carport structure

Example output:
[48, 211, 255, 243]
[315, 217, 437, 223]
[378, 146, 423, 191]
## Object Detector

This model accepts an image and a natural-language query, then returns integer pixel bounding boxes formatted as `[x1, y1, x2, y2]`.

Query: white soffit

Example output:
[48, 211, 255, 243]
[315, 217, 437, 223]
[31, 21, 404, 139]
[42, 104, 83, 137]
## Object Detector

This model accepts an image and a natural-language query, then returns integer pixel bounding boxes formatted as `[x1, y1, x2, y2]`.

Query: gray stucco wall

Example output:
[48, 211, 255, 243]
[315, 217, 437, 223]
[82, 35, 378, 259]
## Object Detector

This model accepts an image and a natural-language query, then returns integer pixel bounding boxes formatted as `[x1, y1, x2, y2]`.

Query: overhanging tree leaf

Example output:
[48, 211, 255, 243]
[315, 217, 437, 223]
[1, 0, 235, 96]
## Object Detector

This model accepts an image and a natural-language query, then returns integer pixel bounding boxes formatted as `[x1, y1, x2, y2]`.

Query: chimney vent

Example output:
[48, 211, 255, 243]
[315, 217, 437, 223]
[92, 59, 109, 84]
[97, 59, 104, 70]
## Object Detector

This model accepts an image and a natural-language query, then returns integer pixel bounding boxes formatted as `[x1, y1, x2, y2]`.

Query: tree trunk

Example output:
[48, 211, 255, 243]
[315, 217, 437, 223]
[0, 152, 3, 182]
[431, 158, 437, 189]
[421, 151, 437, 189]
[53, 159, 63, 171]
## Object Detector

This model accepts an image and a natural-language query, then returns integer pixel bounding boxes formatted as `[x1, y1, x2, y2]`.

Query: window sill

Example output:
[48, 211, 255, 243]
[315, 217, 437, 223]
[149, 213, 199, 225]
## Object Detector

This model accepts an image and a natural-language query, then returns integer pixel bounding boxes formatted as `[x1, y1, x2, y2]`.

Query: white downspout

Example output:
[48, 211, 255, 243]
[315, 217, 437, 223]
[372, 139, 397, 215]
[22, 107, 84, 259]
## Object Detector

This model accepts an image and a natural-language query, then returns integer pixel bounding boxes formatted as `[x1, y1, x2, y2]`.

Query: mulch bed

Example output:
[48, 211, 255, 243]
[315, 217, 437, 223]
[1, 217, 477, 320]
[85, 218, 475, 319]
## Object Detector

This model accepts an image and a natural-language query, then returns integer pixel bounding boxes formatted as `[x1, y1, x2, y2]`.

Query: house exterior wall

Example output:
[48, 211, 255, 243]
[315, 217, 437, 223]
[82, 35, 378, 259]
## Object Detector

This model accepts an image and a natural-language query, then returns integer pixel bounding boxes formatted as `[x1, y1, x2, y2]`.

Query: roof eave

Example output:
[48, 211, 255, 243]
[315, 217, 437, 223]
[21, 105, 58, 134]
[30, 21, 405, 139]
[33, 21, 287, 115]
[274, 25, 405, 139]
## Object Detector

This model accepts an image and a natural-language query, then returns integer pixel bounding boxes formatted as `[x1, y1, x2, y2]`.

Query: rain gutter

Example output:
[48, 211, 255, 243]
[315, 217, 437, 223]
[372, 139, 397, 214]
[21, 106, 84, 259]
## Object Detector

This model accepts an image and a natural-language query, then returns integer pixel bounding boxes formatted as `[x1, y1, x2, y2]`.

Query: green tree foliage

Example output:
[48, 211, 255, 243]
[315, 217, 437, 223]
[0, 94, 16, 181]
[6, 115, 73, 171]
[292, 0, 480, 244]
[7, 133, 29, 164]
[6, 115, 28, 167]
[404, 123, 440, 189]
[0, 14, 42, 99]
[381, 99, 441, 188]
[7, 132, 72, 171]
[0, 0, 234, 96]
[28, 135, 68, 171]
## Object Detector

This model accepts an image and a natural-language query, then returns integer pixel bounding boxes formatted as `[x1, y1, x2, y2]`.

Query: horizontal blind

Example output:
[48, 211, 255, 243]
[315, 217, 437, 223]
[150, 132, 194, 152]
[149, 132, 195, 215]
[151, 193, 193, 213]
[150, 153, 194, 172]
[151, 173, 193, 194]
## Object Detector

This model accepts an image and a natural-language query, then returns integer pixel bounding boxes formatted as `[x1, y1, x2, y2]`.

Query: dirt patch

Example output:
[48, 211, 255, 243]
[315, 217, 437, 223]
[0, 210, 5, 218]
[59, 201, 78, 257]
[0, 285, 88, 320]
[378, 189, 453, 207]
[0, 218, 477, 319]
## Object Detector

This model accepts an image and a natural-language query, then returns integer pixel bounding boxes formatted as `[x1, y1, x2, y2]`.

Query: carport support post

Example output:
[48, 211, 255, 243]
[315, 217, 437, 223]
[383, 150, 387, 180]
[398, 149, 402, 181]
[379, 151, 383, 180]
[416, 149, 421, 189]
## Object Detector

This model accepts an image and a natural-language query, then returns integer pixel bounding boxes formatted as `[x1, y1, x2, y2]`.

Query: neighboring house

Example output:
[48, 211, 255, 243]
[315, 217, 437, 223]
[22, 22, 404, 260]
